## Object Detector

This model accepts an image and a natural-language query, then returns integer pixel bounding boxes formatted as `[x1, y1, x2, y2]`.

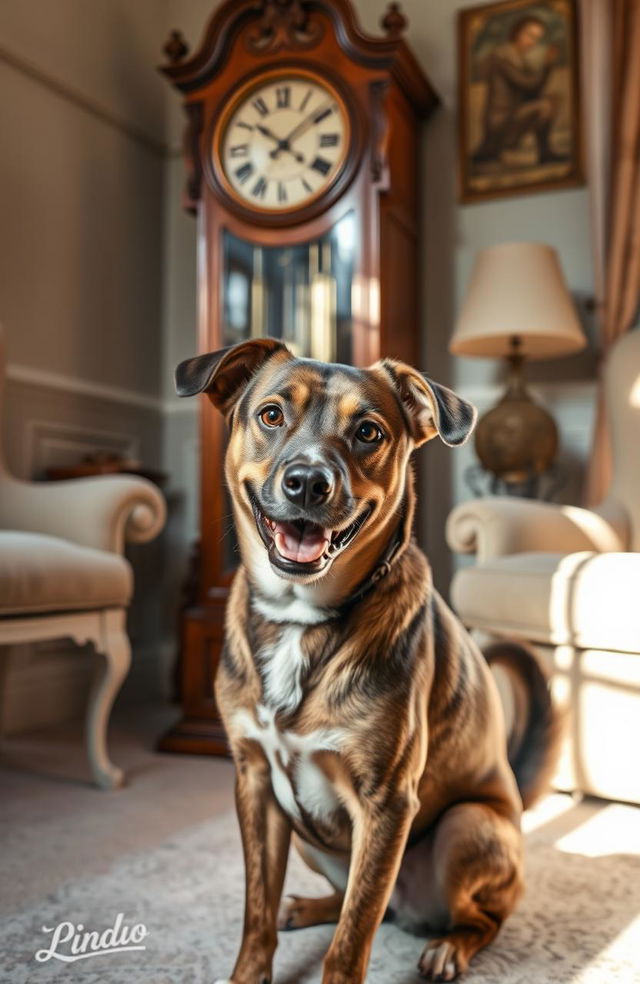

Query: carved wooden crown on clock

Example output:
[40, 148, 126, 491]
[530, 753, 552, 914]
[158, 0, 438, 756]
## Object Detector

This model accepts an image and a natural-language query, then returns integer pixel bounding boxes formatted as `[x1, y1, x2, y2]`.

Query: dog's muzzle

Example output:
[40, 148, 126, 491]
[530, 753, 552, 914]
[247, 483, 371, 577]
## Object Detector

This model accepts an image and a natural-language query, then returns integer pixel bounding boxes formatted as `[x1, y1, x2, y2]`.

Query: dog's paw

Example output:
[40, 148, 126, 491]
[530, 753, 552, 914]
[213, 979, 269, 984]
[418, 938, 463, 981]
[214, 968, 271, 983]
[278, 894, 308, 930]
[278, 892, 342, 931]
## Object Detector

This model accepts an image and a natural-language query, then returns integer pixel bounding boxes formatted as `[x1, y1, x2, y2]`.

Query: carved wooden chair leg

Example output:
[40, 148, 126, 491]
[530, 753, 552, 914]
[86, 609, 132, 789]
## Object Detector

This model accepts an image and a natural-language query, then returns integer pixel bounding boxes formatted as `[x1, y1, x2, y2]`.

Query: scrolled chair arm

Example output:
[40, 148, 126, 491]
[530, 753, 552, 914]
[0, 472, 166, 556]
[445, 496, 624, 564]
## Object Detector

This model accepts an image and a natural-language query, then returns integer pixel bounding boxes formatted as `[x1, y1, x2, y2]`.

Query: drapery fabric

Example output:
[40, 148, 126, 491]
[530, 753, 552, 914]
[582, 0, 640, 506]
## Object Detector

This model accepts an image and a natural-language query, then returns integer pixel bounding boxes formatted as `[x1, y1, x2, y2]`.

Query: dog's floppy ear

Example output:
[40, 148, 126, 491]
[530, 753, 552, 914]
[380, 359, 477, 448]
[175, 338, 290, 414]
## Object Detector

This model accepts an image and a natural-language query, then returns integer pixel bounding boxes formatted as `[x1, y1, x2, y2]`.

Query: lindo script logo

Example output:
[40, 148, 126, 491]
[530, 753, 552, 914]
[35, 912, 148, 963]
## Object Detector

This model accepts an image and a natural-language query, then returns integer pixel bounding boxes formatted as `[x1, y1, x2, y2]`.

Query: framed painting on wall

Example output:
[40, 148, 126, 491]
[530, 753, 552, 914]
[458, 0, 583, 203]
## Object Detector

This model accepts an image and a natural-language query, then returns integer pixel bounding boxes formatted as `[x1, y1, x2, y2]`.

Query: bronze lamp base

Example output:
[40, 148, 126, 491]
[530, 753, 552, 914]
[474, 337, 558, 483]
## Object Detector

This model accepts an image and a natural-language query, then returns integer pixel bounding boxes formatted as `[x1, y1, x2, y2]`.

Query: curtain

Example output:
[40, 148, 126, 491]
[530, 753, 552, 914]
[582, 0, 640, 506]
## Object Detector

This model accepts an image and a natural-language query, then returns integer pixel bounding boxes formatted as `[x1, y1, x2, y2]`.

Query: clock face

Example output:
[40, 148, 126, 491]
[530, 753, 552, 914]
[216, 73, 350, 213]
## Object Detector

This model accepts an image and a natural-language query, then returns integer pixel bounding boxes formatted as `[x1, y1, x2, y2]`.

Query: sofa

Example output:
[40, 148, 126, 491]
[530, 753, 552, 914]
[446, 329, 640, 805]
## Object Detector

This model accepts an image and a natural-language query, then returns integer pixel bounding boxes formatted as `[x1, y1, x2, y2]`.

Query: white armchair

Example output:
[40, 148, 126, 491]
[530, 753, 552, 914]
[447, 329, 640, 804]
[0, 329, 166, 788]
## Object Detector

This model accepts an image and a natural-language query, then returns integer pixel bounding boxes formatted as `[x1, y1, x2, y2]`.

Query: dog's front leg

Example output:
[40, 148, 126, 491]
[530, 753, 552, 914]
[229, 758, 291, 984]
[322, 788, 419, 984]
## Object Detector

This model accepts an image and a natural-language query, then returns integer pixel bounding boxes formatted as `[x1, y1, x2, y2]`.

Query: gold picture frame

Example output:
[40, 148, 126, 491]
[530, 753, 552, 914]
[458, 0, 584, 203]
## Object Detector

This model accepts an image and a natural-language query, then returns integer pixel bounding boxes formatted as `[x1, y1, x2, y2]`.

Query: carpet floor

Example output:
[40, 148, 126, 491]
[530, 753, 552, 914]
[1, 708, 639, 983]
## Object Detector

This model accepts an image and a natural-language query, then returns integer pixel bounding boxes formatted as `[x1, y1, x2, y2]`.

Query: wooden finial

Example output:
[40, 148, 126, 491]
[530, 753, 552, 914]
[381, 2, 408, 37]
[163, 29, 189, 64]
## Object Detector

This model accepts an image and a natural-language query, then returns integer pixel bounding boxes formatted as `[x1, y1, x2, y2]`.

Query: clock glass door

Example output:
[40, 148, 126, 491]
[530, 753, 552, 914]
[219, 212, 357, 571]
[221, 211, 356, 361]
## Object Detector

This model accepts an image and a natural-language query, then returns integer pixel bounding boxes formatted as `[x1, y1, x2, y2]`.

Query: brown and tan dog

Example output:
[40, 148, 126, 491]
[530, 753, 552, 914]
[176, 338, 560, 984]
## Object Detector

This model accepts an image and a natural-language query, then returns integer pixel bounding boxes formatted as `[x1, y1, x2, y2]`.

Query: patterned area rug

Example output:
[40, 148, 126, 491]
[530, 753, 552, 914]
[2, 797, 639, 984]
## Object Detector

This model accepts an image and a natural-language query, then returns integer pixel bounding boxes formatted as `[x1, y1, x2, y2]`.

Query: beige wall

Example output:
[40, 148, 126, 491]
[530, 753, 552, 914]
[0, 0, 168, 394]
[0, 0, 167, 140]
[0, 1, 173, 733]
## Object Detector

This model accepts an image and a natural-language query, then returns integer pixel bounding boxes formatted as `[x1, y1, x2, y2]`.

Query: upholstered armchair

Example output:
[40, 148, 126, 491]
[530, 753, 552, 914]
[0, 328, 166, 788]
[447, 329, 640, 805]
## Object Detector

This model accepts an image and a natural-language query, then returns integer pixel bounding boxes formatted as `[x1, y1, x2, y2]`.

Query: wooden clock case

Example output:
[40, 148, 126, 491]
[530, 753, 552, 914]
[158, 0, 438, 754]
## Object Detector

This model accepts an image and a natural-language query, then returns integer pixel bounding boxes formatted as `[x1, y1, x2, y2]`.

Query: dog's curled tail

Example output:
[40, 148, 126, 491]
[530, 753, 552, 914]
[484, 640, 564, 810]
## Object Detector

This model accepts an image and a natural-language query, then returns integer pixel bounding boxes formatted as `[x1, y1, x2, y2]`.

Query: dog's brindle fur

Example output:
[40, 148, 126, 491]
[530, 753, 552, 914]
[176, 338, 560, 984]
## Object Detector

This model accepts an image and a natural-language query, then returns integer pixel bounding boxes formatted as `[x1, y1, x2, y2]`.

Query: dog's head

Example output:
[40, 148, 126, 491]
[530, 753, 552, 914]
[176, 339, 476, 591]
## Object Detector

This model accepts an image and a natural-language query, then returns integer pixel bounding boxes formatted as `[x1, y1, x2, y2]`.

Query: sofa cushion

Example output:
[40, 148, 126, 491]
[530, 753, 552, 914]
[0, 531, 132, 616]
[451, 551, 640, 654]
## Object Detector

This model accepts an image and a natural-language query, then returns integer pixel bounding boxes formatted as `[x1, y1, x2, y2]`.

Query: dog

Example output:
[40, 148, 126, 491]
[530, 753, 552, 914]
[175, 338, 560, 984]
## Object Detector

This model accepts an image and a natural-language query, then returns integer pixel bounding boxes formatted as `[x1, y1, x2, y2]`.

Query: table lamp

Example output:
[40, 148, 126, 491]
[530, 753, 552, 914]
[450, 243, 586, 484]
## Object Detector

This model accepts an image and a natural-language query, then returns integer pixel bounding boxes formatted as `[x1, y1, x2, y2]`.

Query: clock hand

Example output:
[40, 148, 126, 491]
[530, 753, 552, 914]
[256, 123, 305, 164]
[256, 123, 281, 145]
[269, 102, 335, 159]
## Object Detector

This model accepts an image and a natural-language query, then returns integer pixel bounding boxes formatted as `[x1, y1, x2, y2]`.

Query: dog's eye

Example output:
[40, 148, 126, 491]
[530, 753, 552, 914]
[259, 405, 284, 428]
[356, 420, 383, 444]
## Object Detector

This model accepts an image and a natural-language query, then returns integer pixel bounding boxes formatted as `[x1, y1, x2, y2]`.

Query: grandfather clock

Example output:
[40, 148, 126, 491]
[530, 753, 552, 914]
[159, 0, 438, 754]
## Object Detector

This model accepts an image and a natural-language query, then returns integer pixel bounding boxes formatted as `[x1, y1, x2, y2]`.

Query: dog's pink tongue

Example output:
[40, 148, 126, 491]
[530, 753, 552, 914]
[274, 520, 329, 564]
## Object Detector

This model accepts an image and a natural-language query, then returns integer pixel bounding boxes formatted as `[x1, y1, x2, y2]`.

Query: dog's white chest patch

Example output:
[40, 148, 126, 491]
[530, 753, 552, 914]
[232, 704, 344, 823]
[259, 624, 307, 713]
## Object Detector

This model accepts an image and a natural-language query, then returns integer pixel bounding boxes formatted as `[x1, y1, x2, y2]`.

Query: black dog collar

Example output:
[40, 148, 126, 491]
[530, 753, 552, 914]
[337, 499, 410, 613]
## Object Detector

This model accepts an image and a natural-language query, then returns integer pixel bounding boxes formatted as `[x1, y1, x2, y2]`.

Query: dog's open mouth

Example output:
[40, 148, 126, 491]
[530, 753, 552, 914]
[249, 493, 371, 574]
[265, 516, 330, 564]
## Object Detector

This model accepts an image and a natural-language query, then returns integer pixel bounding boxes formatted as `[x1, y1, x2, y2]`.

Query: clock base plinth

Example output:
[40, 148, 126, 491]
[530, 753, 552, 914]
[157, 716, 229, 757]
[156, 602, 230, 758]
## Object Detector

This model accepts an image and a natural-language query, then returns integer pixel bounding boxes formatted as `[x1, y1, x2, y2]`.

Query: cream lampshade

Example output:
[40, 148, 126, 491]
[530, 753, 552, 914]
[450, 243, 587, 486]
[451, 242, 586, 358]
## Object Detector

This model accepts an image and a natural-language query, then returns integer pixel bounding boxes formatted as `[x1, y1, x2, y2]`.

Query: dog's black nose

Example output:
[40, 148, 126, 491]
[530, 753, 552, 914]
[282, 463, 334, 508]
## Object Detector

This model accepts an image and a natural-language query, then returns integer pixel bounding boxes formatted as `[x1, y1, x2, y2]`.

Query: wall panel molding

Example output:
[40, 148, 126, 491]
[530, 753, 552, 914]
[26, 419, 140, 476]
[0, 42, 166, 157]
[6, 362, 165, 413]
[7, 363, 201, 416]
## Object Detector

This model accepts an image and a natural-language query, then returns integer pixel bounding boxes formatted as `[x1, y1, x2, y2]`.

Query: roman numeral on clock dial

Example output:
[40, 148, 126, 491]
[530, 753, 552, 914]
[235, 162, 254, 184]
[252, 96, 269, 117]
[276, 86, 290, 109]
[251, 176, 268, 199]
[310, 156, 332, 176]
